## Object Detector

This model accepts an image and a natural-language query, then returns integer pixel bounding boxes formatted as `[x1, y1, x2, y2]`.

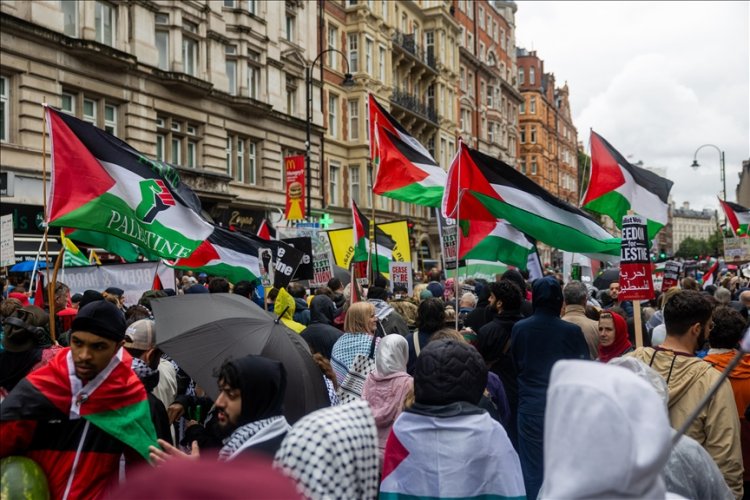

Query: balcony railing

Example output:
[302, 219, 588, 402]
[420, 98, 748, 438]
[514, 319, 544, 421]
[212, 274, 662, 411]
[391, 87, 440, 124]
[392, 31, 438, 71]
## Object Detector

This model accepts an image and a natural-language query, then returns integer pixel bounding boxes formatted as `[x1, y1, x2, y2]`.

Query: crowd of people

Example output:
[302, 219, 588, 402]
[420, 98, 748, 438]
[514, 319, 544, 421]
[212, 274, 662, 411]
[0, 265, 749, 499]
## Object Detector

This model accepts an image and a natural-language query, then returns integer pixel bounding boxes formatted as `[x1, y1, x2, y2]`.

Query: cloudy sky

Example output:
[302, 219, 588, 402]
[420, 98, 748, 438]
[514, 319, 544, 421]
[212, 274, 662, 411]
[515, 1, 749, 213]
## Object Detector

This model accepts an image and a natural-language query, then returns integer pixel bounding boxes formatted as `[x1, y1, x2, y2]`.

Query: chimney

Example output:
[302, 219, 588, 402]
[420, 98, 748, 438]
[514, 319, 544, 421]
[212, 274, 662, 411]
[682, 201, 690, 210]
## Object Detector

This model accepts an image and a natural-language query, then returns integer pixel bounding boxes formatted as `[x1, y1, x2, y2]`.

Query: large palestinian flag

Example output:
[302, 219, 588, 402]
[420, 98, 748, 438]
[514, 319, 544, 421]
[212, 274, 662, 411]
[582, 131, 673, 239]
[458, 219, 536, 271]
[65, 227, 159, 262]
[169, 225, 261, 284]
[443, 142, 621, 257]
[351, 199, 394, 272]
[369, 94, 446, 207]
[1, 347, 157, 459]
[719, 199, 750, 237]
[46, 107, 213, 260]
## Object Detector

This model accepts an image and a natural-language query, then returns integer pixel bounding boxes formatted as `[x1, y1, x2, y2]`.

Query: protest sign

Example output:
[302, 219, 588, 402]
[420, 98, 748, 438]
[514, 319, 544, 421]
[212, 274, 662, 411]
[281, 236, 313, 281]
[436, 209, 458, 270]
[618, 215, 654, 301]
[326, 220, 410, 271]
[661, 260, 682, 292]
[389, 261, 413, 295]
[273, 240, 305, 288]
[310, 231, 335, 288]
[63, 261, 174, 307]
[724, 238, 750, 262]
[0, 214, 15, 267]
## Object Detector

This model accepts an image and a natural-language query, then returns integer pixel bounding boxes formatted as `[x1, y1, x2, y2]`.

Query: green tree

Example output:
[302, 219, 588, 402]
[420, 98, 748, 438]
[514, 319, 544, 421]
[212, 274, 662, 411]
[675, 237, 707, 259]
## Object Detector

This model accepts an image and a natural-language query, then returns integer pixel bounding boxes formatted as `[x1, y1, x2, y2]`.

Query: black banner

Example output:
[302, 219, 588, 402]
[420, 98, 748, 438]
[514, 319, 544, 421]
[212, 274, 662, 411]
[281, 237, 313, 281]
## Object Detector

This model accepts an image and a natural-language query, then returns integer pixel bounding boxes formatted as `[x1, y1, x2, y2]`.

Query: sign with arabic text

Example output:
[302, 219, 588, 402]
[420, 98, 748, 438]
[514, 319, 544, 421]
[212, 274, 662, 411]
[618, 215, 654, 301]
[661, 260, 682, 292]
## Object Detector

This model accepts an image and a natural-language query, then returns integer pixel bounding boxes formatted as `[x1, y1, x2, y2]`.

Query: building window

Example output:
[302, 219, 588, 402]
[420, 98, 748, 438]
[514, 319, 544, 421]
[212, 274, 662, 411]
[478, 42, 485, 62]
[226, 137, 233, 176]
[365, 38, 373, 75]
[328, 93, 338, 138]
[467, 32, 474, 55]
[104, 103, 117, 135]
[478, 6, 484, 28]
[348, 33, 358, 73]
[381, 0, 387, 22]
[520, 127, 526, 143]
[531, 157, 538, 175]
[350, 164, 360, 205]
[285, 13, 295, 41]
[348, 99, 359, 140]
[378, 45, 386, 82]
[518, 67, 524, 85]
[157, 115, 201, 167]
[83, 98, 97, 125]
[530, 97, 536, 114]
[531, 126, 537, 144]
[248, 60, 259, 99]
[182, 36, 198, 76]
[95, 1, 115, 47]
[0, 76, 7, 142]
[327, 24, 339, 70]
[247, 0, 256, 14]
[467, 71, 474, 98]
[367, 165, 373, 207]
[530, 66, 536, 85]
[461, 108, 471, 133]
[155, 29, 169, 70]
[226, 59, 237, 95]
[61, 91, 75, 115]
[61, 0, 77, 36]
[286, 77, 297, 116]
[486, 84, 493, 107]
[329, 162, 340, 206]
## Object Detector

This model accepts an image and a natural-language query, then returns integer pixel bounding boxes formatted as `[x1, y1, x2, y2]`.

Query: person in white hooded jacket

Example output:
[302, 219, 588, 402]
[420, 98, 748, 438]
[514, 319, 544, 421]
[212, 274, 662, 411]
[540, 360, 677, 499]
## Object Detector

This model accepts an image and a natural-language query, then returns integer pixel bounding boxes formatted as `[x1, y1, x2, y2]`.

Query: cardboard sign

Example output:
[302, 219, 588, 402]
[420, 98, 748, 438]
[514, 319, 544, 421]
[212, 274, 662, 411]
[326, 220, 411, 272]
[618, 215, 654, 301]
[724, 238, 750, 262]
[436, 209, 458, 270]
[0, 214, 15, 267]
[284, 155, 305, 221]
[389, 261, 413, 295]
[661, 260, 682, 292]
[63, 261, 175, 307]
[310, 232, 335, 288]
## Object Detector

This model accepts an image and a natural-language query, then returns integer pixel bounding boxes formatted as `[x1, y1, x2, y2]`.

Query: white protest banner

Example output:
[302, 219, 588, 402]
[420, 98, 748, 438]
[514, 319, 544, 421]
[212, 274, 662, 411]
[436, 209, 458, 270]
[310, 231, 335, 288]
[63, 261, 174, 307]
[0, 214, 15, 267]
[389, 261, 413, 295]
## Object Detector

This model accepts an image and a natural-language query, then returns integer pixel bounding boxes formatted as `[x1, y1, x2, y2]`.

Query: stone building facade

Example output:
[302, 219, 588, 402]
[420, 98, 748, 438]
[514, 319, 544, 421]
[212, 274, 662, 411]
[671, 201, 718, 254]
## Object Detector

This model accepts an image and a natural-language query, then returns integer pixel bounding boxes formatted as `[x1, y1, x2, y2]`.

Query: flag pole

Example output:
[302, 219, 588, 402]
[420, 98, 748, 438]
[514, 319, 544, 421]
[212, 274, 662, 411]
[578, 129, 593, 207]
[40, 101, 56, 331]
[454, 140, 463, 332]
[47, 247, 64, 343]
[29, 227, 47, 299]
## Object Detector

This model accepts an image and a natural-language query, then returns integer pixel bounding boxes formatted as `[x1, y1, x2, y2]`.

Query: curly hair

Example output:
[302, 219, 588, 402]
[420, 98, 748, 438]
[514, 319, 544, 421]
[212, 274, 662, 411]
[664, 290, 713, 337]
[416, 298, 446, 334]
[710, 306, 746, 349]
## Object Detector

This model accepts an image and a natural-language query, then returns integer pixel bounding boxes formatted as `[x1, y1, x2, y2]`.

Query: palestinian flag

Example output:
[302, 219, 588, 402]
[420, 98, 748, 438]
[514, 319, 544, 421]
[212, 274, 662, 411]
[381, 410, 525, 499]
[1, 347, 157, 460]
[443, 142, 621, 257]
[351, 199, 394, 272]
[582, 131, 673, 239]
[46, 107, 213, 260]
[64, 227, 158, 262]
[61, 230, 90, 267]
[369, 94, 446, 207]
[719, 199, 750, 237]
[701, 257, 720, 287]
[169, 225, 261, 284]
[256, 219, 275, 240]
[458, 219, 536, 271]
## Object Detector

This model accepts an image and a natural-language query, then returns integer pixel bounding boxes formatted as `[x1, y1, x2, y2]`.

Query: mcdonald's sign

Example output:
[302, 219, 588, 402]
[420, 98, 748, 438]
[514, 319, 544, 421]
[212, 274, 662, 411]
[284, 155, 306, 221]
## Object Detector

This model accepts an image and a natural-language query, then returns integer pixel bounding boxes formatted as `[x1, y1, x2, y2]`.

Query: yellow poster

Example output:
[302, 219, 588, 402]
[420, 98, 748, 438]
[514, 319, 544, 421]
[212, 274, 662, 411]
[326, 220, 411, 270]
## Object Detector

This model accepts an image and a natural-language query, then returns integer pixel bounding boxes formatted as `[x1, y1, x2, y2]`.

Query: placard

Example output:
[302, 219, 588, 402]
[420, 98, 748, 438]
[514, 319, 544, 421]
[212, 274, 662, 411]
[281, 236, 313, 281]
[436, 209, 457, 270]
[0, 214, 15, 267]
[326, 220, 411, 272]
[273, 240, 305, 288]
[618, 215, 654, 301]
[284, 155, 305, 221]
[63, 261, 175, 307]
[389, 261, 413, 295]
[661, 260, 682, 292]
[724, 238, 750, 262]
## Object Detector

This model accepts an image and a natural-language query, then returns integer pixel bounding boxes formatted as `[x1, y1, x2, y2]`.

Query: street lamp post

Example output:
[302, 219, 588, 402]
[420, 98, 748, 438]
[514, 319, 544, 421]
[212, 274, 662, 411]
[690, 144, 726, 230]
[305, 49, 354, 221]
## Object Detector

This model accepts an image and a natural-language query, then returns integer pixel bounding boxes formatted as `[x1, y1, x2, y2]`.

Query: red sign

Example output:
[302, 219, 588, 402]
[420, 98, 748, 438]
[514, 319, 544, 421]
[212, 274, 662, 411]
[661, 260, 682, 292]
[284, 155, 305, 221]
[619, 215, 654, 301]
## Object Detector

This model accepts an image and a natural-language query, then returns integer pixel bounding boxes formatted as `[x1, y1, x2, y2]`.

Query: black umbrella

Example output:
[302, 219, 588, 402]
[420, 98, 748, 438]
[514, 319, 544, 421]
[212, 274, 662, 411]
[593, 267, 620, 291]
[151, 293, 329, 424]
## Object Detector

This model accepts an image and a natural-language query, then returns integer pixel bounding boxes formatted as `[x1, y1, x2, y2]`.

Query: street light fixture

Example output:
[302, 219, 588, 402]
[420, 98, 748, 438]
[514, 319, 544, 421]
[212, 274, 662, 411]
[305, 49, 355, 221]
[690, 143, 726, 230]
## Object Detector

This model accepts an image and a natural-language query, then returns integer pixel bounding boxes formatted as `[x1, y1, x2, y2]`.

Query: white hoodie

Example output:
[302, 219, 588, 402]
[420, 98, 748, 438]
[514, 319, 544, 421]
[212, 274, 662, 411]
[540, 360, 673, 499]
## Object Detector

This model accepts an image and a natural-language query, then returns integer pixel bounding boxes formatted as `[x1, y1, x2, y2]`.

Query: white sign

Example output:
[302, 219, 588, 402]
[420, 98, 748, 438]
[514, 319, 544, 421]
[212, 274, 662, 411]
[63, 261, 175, 307]
[0, 214, 15, 267]
[389, 261, 413, 295]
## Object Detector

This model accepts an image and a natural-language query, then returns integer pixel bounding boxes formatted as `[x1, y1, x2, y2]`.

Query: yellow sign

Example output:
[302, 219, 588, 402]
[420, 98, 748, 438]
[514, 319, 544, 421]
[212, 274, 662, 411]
[326, 220, 411, 270]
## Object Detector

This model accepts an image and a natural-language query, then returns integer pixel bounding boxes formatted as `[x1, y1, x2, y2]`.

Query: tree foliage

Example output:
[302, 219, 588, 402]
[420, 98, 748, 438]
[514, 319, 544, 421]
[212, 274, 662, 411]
[675, 229, 723, 258]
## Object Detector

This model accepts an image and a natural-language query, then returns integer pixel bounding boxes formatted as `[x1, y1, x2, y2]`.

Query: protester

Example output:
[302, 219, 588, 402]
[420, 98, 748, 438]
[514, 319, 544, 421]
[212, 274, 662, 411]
[0, 301, 158, 499]
[511, 276, 590, 499]
[327, 277, 346, 309]
[597, 310, 633, 362]
[207, 277, 229, 294]
[562, 280, 599, 359]
[501, 269, 533, 317]
[151, 355, 290, 462]
[463, 280, 494, 332]
[476, 280, 524, 445]
[274, 287, 305, 333]
[367, 286, 409, 335]
[704, 306, 750, 495]
[331, 301, 379, 384]
[301, 294, 343, 405]
[390, 284, 418, 330]
[274, 401, 379, 498]
[458, 291, 477, 327]
[405, 298, 446, 374]
[288, 283, 311, 326]
[361, 334, 413, 461]
[606, 281, 634, 318]
[380, 339, 525, 499]
[124, 319, 172, 444]
[103, 286, 126, 312]
[628, 290, 743, 498]
[539, 360, 674, 499]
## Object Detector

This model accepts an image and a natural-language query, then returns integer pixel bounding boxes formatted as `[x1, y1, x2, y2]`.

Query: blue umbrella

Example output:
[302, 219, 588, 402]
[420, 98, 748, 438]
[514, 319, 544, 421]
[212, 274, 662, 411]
[9, 261, 47, 273]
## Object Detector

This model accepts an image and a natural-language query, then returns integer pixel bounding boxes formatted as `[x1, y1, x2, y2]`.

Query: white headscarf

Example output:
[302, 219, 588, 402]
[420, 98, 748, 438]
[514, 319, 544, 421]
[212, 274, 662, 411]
[375, 334, 408, 377]
[540, 360, 672, 499]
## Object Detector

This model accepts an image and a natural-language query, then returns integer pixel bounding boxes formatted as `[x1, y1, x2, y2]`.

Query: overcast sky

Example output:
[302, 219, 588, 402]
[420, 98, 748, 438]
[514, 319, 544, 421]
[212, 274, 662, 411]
[515, 1, 750, 213]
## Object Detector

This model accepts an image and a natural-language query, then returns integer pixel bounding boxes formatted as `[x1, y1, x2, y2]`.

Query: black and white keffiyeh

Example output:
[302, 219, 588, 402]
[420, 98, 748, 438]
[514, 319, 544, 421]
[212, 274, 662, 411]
[131, 357, 158, 379]
[274, 401, 380, 499]
[218, 415, 290, 461]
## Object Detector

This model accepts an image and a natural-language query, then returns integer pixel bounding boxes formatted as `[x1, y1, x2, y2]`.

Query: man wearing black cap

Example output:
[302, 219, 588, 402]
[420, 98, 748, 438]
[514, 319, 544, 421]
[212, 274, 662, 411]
[0, 301, 158, 499]
[103, 286, 126, 313]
